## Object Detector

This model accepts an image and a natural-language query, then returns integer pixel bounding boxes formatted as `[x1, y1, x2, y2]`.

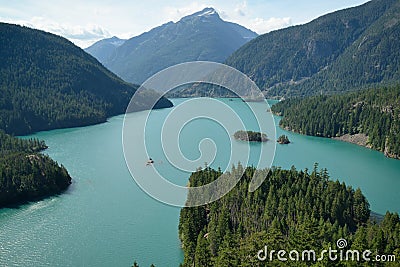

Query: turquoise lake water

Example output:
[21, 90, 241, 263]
[0, 98, 399, 266]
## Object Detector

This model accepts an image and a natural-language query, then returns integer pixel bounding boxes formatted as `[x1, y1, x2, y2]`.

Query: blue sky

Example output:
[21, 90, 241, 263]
[0, 0, 369, 48]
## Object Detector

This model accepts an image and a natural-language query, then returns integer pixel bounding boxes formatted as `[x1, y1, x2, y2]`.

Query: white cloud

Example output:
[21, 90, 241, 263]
[218, 10, 230, 20]
[234, 1, 247, 17]
[246, 17, 292, 34]
[1, 16, 111, 48]
[221, 1, 292, 35]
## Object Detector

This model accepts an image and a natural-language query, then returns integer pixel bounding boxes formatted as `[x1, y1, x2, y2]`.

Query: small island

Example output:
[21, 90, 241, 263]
[277, 134, 290, 144]
[234, 130, 268, 142]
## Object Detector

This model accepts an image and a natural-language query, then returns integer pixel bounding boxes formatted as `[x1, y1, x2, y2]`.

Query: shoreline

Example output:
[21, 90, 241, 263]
[279, 123, 399, 160]
[332, 133, 371, 148]
[332, 133, 400, 160]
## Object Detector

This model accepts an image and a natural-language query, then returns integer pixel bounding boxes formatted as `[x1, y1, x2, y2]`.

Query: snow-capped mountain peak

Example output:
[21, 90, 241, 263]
[180, 7, 220, 21]
[197, 8, 217, 17]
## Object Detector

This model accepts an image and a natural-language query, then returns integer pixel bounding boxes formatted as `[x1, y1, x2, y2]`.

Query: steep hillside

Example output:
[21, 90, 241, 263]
[226, 0, 398, 98]
[86, 8, 257, 84]
[0, 22, 172, 135]
[289, 0, 400, 96]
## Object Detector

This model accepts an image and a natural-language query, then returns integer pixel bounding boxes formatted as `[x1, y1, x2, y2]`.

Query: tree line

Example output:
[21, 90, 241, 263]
[271, 85, 400, 159]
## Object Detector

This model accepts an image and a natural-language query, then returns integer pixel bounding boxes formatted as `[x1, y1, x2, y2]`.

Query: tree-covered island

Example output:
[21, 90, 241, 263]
[277, 134, 290, 144]
[234, 130, 268, 142]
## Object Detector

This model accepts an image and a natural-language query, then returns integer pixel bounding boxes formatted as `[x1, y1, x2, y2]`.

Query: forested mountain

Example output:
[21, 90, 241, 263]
[85, 8, 257, 84]
[271, 85, 400, 159]
[0, 22, 173, 206]
[0, 131, 71, 207]
[179, 165, 400, 266]
[0, 22, 172, 135]
[226, 0, 400, 98]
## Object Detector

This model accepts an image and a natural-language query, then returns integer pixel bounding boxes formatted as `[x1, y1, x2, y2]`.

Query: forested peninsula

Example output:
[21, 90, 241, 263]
[179, 165, 400, 266]
[0, 131, 71, 207]
[271, 85, 400, 159]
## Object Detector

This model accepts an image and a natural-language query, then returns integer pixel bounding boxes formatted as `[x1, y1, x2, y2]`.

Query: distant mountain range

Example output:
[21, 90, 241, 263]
[85, 36, 126, 64]
[226, 0, 400, 98]
[0, 22, 172, 136]
[85, 8, 257, 84]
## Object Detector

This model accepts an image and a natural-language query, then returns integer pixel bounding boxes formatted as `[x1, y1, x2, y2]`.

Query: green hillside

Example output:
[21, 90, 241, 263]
[0, 22, 172, 136]
[226, 0, 399, 98]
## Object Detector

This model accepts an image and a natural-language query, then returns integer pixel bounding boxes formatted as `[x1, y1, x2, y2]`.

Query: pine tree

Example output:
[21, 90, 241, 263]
[194, 230, 212, 267]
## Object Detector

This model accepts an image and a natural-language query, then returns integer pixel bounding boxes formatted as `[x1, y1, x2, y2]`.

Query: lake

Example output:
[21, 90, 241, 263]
[1, 98, 399, 266]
